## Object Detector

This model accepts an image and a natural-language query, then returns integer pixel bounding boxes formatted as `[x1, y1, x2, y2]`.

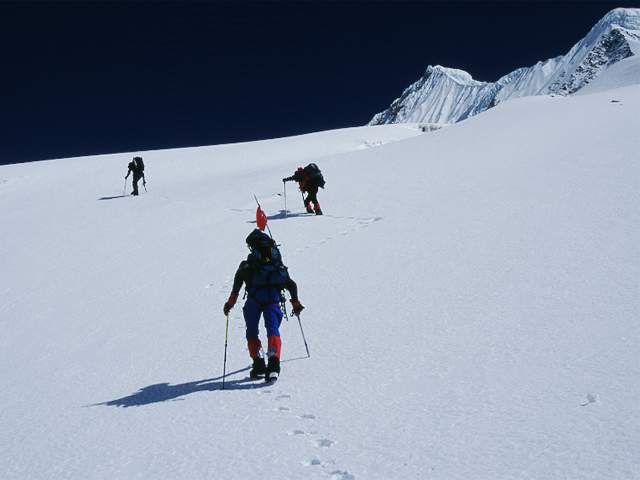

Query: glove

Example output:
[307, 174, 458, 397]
[291, 299, 304, 315]
[223, 293, 238, 315]
[282, 178, 288, 183]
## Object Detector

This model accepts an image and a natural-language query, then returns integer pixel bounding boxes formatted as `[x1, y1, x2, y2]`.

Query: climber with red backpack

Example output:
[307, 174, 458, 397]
[283, 163, 325, 215]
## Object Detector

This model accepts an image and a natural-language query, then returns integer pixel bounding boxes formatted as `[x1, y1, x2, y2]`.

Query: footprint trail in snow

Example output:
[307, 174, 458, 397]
[267, 389, 355, 479]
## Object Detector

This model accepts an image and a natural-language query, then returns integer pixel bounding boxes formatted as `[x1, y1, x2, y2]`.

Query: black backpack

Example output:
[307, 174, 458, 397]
[133, 156, 145, 172]
[244, 230, 290, 300]
[303, 163, 325, 188]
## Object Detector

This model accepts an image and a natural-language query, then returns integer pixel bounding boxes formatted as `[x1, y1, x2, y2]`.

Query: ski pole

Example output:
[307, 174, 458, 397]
[222, 313, 230, 390]
[283, 180, 287, 218]
[295, 313, 310, 358]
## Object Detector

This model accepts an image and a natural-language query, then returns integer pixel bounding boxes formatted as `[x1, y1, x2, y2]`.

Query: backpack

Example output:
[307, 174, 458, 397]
[303, 163, 325, 188]
[245, 230, 290, 303]
[133, 156, 145, 172]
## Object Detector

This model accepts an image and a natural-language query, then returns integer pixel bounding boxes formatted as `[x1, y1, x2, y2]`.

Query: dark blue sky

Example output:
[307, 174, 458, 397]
[1, 1, 638, 164]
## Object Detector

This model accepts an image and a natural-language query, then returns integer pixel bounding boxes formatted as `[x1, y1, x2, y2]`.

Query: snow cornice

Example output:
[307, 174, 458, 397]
[426, 65, 488, 86]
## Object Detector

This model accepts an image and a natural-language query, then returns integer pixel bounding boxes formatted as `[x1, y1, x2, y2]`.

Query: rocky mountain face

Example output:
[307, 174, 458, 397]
[370, 8, 640, 126]
[547, 28, 638, 95]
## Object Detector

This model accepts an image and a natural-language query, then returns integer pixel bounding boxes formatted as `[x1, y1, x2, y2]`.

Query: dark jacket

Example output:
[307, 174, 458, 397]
[126, 162, 145, 180]
[231, 256, 298, 304]
[284, 168, 313, 192]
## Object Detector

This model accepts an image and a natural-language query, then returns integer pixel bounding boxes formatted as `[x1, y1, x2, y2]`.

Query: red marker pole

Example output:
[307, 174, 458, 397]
[253, 194, 273, 237]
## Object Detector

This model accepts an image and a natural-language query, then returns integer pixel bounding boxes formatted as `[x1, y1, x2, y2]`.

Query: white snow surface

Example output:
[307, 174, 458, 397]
[1, 87, 640, 479]
[370, 8, 640, 126]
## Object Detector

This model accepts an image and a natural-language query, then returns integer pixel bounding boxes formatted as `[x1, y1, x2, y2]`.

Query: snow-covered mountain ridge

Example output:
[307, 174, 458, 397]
[370, 8, 640, 126]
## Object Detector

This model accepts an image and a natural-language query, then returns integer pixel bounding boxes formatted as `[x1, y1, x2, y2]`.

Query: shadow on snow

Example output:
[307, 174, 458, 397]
[92, 357, 307, 408]
[91, 367, 261, 407]
[98, 195, 128, 200]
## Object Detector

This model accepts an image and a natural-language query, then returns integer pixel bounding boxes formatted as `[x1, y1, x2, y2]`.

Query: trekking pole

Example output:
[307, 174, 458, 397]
[283, 181, 287, 218]
[294, 313, 310, 358]
[222, 313, 230, 390]
[143, 183, 148, 193]
[123, 178, 127, 196]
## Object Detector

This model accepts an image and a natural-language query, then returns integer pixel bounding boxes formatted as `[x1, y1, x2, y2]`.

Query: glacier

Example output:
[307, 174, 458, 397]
[370, 8, 640, 126]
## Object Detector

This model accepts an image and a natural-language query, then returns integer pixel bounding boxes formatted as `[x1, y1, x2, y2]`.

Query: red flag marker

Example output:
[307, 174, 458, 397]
[256, 205, 267, 231]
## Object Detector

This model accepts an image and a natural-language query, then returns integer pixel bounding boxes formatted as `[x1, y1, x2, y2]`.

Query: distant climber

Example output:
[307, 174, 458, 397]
[223, 229, 304, 382]
[125, 156, 146, 196]
[283, 163, 325, 215]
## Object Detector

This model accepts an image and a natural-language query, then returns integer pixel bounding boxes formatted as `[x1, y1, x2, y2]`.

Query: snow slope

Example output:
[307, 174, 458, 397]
[370, 8, 640, 126]
[1, 86, 639, 479]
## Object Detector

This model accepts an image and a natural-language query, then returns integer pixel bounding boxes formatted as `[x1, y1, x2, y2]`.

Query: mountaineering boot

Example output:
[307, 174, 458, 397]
[250, 357, 267, 379]
[265, 356, 280, 383]
[305, 204, 314, 214]
[314, 204, 323, 215]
